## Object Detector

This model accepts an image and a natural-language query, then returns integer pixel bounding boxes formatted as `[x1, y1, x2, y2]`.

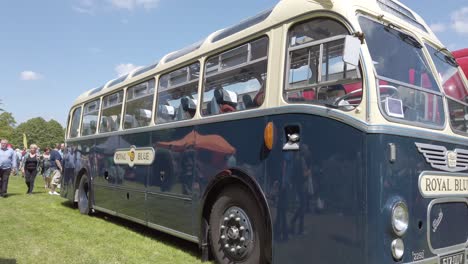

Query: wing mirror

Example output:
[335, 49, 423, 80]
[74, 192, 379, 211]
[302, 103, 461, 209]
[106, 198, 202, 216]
[343, 35, 361, 66]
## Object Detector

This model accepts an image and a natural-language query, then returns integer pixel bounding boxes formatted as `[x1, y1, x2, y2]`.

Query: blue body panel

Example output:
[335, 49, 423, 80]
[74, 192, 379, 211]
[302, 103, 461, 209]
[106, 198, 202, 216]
[62, 113, 468, 263]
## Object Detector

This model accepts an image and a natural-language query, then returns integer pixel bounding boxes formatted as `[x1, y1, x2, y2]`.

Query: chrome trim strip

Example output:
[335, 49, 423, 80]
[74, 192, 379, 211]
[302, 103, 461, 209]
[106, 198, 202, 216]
[146, 191, 192, 202]
[93, 205, 117, 216]
[418, 171, 468, 198]
[117, 213, 147, 226]
[93, 183, 146, 194]
[147, 222, 199, 243]
[66, 104, 468, 146]
[366, 125, 468, 146]
[426, 197, 468, 255]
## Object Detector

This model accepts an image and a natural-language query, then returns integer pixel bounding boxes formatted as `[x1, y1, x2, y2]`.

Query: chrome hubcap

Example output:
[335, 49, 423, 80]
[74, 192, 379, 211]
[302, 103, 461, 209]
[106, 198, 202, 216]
[219, 206, 253, 259]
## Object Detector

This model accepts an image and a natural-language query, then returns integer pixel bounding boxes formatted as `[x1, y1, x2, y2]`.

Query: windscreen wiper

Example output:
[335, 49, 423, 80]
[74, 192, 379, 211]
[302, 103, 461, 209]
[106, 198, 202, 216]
[435, 48, 459, 67]
[384, 23, 422, 49]
[398, 32, 422, 49]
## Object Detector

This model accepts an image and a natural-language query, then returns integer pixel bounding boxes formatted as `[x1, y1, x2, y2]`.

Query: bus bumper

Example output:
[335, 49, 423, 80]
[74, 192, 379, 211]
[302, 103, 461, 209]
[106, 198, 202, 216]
[403, 249, 467, 264]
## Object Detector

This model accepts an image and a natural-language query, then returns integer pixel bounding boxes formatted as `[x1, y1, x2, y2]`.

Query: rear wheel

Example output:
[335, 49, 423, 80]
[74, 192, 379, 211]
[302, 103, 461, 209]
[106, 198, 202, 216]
[78, 175, 92, 215]
[209, 185, 267, 264]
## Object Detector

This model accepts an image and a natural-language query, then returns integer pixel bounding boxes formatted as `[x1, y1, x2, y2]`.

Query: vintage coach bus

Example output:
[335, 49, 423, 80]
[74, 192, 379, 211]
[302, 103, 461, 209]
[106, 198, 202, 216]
[62, 0, 468, 263]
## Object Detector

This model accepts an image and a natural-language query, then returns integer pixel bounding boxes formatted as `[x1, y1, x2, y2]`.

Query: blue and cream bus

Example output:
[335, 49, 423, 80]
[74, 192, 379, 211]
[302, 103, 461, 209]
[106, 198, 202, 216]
[63, 0, 468, 263]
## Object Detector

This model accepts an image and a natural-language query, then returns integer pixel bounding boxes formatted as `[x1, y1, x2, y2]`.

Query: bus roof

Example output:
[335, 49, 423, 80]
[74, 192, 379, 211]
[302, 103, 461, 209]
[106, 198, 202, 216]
[73, 0, 435, 106]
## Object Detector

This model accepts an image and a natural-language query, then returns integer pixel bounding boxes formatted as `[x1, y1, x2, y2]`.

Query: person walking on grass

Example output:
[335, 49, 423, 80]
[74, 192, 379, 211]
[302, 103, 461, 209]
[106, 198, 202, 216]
[21, 144, 41, 195]
[49, 143, 63, 195]
[41, 148, 52, 189]
[0, 139, 17, 198]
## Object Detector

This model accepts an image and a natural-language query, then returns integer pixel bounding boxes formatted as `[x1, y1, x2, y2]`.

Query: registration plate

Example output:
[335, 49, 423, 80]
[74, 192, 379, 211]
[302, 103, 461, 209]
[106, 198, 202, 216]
[440, 252, 465, 264]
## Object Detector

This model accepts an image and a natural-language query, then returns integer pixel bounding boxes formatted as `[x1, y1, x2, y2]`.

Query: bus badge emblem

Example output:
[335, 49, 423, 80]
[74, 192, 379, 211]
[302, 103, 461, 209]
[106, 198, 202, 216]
[432, 209, 443, 233]
[114, 146, 155, 168]
[128, 148, 136, 162]
[415, 143, 468, 172]
[447, 151, 457, 168]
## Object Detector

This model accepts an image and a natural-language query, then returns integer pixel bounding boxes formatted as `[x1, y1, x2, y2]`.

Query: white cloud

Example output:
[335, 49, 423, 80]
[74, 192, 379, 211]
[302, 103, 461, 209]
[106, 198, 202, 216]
[20, 71, 43, 81]
[115, 63, 141, 76]
[73, 0, 95, 14]
[451, 7, 468, 34]
[108, 0, 159, 10]
[430, 23, 447, 33]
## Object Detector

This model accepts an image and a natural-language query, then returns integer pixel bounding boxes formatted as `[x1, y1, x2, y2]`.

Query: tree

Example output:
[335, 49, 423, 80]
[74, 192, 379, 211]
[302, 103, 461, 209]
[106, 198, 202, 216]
[0, 112, 16, 141]
[11, 117, 64, 149]
[0, 99, 4, 112]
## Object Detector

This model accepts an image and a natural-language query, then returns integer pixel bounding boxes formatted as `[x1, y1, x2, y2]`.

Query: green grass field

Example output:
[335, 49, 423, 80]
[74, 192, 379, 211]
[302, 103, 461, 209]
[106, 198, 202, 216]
[0, 174, 205, 264]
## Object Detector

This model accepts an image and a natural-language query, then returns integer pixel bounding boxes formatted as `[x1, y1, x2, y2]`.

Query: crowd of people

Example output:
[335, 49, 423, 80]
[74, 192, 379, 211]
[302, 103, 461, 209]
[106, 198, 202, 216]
[0, 138, 64, 198]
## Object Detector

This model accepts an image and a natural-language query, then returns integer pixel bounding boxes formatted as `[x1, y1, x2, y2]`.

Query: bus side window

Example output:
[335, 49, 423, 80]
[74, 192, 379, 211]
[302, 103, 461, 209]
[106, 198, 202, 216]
[202, 37, 269, 116]
[285, 18, 363, 109]
[82, 99, 100, 136]
[124, 79, 155, 129]
[155, 62, 200, 124]
[69, 106, 82, 138]
[100, 91, 124, 133]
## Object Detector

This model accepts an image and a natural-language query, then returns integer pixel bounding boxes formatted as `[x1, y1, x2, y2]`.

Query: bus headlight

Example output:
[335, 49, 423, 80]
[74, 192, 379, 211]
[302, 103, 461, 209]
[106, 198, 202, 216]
[391, 201, 409, 236]
[391, 238, 404, 260]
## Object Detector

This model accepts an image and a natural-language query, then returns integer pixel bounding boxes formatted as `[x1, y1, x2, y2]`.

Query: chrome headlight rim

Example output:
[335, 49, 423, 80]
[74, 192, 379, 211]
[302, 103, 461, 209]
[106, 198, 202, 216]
[391, 238, 405, 260]
[391, 201, 409, 236]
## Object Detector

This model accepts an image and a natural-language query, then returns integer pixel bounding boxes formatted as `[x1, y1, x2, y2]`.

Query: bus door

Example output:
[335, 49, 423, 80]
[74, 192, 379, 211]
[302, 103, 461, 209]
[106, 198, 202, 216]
[115, 133, 149, 222]
[93, 136, 120, 213]
[148, 127, 195, 235]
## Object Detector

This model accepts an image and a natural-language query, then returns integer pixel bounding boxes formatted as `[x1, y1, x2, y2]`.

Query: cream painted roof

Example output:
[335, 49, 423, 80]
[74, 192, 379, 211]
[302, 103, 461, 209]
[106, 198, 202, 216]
[72, 0, 441, 107]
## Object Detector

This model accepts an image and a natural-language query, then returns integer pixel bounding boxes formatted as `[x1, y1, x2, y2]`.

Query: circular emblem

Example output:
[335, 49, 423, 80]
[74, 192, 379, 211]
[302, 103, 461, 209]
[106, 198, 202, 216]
[128, 150, 135, 162]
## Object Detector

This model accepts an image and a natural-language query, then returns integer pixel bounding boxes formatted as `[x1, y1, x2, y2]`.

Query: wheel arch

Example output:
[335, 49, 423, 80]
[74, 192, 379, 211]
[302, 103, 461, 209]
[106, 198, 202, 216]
[74, 168, 88, 203]
[199, 168, 272, 262]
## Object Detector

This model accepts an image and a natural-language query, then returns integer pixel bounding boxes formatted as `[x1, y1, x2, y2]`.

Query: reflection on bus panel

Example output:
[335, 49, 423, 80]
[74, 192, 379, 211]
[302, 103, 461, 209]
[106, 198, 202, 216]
[62, 0, 468, 263]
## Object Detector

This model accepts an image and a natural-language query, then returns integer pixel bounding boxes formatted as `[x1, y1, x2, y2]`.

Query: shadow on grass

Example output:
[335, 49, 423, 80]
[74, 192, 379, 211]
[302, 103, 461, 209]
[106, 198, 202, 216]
[60, 201, 202, 260]
[0, 259, 16, 264]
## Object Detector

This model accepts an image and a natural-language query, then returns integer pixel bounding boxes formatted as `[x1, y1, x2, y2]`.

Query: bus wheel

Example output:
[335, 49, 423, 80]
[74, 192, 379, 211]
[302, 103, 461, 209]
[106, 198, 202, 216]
[78, 175, 91, 215]
[209, 185, 266, 264]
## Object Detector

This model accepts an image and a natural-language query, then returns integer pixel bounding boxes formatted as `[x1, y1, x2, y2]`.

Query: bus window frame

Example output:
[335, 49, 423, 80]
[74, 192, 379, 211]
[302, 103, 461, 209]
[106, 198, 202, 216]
[424, 41, 468, 136]
[201, 35, 269, 117]
[99, 89, 126, 134]
[81, 98, 101, 136]
[357, 14, 446, 130]
[68, 105, 83, 139]
[155, 61, 201, 124]
[283, 16, 364, 110]
[123, 78, 156, 130]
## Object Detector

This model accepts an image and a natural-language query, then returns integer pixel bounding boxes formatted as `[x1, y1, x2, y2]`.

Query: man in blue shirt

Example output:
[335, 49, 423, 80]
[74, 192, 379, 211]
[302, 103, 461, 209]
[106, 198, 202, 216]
[0, 139, 17, 198]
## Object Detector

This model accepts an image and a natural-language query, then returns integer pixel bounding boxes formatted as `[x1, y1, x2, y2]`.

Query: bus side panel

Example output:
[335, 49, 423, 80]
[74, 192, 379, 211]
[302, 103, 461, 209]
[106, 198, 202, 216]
[195, 116, 268, 235]
[148, 125, 196, 236]
[268, 114, 366, 264]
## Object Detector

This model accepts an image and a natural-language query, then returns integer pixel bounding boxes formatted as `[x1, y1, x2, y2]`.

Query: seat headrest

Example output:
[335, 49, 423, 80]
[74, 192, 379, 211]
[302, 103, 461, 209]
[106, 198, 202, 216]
[180, 96, 197, 111]
[160, 105, 175, 117]
[214, 88, 237, 105]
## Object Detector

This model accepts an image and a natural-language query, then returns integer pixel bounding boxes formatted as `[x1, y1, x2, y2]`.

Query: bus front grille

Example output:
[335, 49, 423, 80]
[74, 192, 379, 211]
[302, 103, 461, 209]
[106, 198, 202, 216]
[428, 201, 468, 250]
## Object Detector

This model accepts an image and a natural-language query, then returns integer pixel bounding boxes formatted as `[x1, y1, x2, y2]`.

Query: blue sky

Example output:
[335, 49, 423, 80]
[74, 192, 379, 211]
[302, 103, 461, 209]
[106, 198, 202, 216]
[0, 0, 467, 127]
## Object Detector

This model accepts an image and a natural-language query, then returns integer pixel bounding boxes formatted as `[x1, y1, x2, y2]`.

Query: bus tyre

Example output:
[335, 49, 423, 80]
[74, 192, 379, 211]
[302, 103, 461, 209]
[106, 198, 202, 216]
[78, 175, 91, 215]
[209, 185, 267, 264]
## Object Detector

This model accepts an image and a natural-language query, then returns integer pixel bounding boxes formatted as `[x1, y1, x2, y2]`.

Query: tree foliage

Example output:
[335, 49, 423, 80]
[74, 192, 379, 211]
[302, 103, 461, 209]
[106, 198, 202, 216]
[0, 112, 16, 141]
[10, 117, 64, 149]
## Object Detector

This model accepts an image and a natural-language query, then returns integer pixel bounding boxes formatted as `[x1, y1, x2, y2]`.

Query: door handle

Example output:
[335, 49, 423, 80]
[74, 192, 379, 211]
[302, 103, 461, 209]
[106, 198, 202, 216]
[283, 133, 300, 150]
[283, 124, 300, 151]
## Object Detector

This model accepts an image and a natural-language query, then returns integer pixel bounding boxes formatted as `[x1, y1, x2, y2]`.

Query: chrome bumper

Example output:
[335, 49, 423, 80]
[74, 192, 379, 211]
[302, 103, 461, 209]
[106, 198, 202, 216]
[403, 249, 467, 264]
